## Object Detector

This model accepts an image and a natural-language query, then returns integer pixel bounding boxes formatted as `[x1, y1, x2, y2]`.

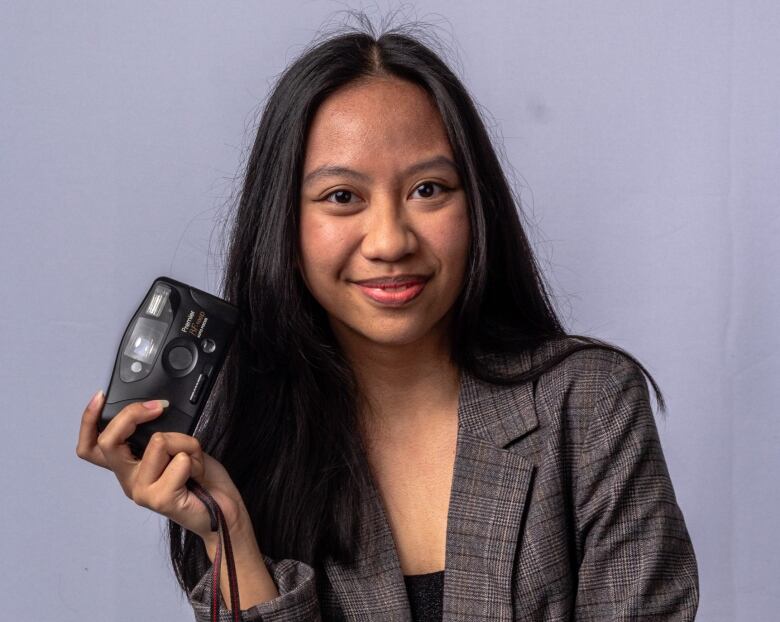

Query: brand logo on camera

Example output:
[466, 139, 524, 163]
[180, 309, 208, 338]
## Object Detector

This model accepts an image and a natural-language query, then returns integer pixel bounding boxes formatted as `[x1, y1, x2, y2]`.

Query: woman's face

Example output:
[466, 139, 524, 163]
[298, 76, 470, 352]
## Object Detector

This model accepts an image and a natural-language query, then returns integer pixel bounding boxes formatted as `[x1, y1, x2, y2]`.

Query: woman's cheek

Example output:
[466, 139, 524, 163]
[315, 218, 352, 249]
[430, 207, 470, 264]
[300, 213, 355, 279]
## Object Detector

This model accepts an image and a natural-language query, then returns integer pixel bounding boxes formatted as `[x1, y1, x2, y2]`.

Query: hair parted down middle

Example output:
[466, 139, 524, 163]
[167, 11, 664, 594]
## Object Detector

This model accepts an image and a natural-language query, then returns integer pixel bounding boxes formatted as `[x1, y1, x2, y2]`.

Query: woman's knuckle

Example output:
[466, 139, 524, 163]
[95, 434, 110, 452]
[121, 403, 139, 416]
[156, 499, 174, 516]
[145, 493, 171, 515]
[131, 486, 151, 507]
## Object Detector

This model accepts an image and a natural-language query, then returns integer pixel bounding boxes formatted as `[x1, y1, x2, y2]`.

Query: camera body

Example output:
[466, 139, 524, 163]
[98, 276, 239, 456]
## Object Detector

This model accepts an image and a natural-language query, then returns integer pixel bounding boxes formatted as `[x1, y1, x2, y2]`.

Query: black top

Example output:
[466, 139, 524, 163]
[403, 570, 444, 622]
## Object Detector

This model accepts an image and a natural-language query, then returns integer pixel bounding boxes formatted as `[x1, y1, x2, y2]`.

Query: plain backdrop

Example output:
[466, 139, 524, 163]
[2, 1, 778, 620]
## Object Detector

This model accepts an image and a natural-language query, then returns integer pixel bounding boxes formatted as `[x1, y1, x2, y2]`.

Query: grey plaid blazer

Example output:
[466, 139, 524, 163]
[189, 339, 699, 620]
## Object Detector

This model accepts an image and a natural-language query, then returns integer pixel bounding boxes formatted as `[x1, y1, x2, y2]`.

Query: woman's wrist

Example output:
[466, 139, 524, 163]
[202, 504, 258, 561]
[201, 507, 281, 609]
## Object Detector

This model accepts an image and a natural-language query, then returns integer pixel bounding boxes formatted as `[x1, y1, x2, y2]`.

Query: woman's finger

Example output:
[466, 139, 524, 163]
[76, 389, 108, 467]
[151, 451, 198, 515]
[135, 452, 209, 532]
[132, 437, 213, 536]
[96, 400, 168, 484]
[153, 452, 217, 537]
[134, 432, 204, 490]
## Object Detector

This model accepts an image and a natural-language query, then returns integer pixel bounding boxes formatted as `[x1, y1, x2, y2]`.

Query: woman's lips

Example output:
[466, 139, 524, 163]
[354, 280, 428, 306]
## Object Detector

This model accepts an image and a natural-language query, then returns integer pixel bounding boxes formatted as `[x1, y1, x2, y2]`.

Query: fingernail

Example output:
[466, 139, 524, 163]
[143, 399, 169, 410]
[89, 389, 104, 409]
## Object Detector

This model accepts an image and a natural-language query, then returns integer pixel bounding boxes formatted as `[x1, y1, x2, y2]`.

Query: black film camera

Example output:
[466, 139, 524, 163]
[98, 276, 238, 456]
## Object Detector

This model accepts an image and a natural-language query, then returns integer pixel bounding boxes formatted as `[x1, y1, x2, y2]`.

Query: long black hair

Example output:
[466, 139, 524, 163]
[168, 11, 666, 593]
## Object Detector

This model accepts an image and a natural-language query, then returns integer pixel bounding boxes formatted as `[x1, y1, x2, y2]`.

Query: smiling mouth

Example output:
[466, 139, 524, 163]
[352, 274, 431, 288]
[353, 280, 428, 306]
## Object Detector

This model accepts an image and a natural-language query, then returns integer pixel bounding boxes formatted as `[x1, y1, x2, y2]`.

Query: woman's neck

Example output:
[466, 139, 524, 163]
[334, 326, 461, 441]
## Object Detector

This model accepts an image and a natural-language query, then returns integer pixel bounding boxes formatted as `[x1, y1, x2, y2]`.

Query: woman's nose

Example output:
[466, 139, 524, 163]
[360, 199, 418, 262]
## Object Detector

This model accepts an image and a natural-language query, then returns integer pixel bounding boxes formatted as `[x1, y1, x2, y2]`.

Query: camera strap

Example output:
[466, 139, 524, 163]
[187, 479, 242, 622]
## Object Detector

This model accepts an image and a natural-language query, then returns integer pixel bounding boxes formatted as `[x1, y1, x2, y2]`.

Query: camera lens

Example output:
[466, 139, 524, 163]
[168, 345, 194, 370]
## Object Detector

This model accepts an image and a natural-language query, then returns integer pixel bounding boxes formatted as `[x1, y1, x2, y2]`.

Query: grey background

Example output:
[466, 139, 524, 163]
[2, 1, 777, 620]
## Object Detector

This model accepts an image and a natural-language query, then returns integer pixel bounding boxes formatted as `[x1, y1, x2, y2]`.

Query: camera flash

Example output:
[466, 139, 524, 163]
[146, 284, 171, 318]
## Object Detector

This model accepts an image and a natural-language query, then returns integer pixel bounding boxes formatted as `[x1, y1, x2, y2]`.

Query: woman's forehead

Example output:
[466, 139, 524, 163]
[303, 78, 452, 169]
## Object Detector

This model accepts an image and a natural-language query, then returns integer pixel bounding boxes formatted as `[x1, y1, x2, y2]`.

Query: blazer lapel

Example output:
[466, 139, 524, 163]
[442, 353, 538, 621]
[323, 350, 539, 621]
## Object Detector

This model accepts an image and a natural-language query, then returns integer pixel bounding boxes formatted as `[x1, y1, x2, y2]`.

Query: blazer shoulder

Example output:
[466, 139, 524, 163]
[531, 336, 646, 400]
[534, 335, 637, 370]
[522, 338, 655, 455]
[464, 337, 651, 448]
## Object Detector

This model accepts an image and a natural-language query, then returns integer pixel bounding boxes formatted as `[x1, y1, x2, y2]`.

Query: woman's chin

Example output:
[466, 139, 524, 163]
[332, 320, 443, 352]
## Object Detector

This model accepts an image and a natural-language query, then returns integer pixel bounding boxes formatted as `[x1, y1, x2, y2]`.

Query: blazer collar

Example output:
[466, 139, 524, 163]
[457, 348, 539, 448]
[323, 348, 540, 620]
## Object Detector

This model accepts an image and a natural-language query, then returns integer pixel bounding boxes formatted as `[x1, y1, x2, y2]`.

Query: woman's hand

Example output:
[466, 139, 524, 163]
[76, 390, 249, 547]
[78, 390, 281, 609]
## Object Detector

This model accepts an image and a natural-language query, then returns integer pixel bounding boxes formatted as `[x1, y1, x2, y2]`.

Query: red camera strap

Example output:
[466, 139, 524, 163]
[187, 479, 242, 622]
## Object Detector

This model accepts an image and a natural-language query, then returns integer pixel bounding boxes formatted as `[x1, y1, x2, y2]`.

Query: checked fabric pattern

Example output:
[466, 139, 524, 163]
[188, 338, 699, 621]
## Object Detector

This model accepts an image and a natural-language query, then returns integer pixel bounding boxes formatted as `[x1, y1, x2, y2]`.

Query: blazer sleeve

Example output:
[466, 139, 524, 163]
[188, 553, 321, 621]
[573, 358, 699, 620]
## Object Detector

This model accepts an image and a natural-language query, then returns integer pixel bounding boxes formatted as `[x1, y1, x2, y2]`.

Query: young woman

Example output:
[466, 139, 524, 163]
[77, 19, 699, 621]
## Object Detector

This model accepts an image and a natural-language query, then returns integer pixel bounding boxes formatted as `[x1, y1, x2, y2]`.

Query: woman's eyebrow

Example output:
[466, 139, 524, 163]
[302, 155, 459, 187]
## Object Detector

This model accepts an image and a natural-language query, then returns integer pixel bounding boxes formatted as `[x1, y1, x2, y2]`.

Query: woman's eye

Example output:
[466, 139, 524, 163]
[323, 189, 358, 204]
[321, 182, 450, 204]
[412, 181, 449, 199]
